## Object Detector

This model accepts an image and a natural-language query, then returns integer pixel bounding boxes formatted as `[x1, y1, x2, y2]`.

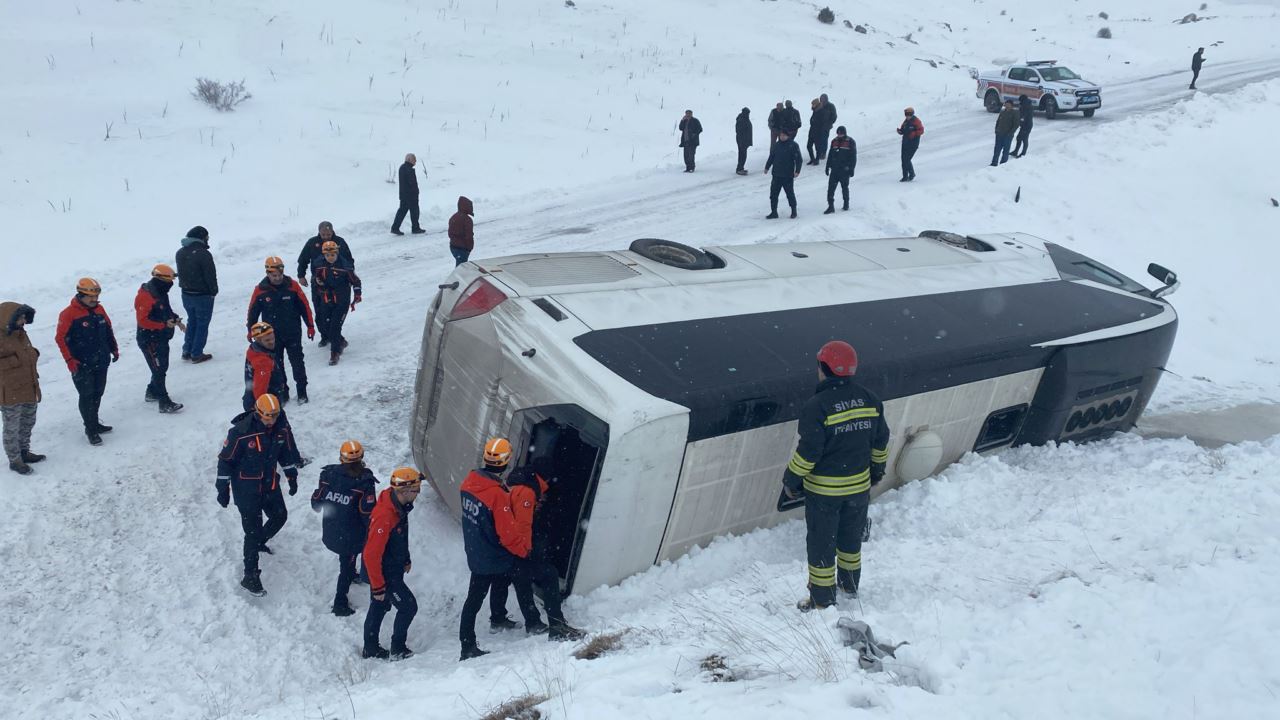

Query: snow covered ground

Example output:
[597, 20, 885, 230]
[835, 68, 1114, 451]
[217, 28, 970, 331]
[3, 0, 1280, 718]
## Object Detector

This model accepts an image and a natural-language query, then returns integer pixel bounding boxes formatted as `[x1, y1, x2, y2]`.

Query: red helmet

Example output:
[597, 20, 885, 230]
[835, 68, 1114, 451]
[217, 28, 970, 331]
[817, 341, 858, 376]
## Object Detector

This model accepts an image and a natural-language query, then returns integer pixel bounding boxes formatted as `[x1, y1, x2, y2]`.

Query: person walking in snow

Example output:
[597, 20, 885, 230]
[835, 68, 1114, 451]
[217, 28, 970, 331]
[362, 467, 423, 660]
[1011, 95, 1034, 158]
[781, 341, 890, 611]
[311, 440, 378, 617]
[216, 392, 302, 597]
[297, 221, 353, 303]
[763, 129, 803, 219]
[735, 108, 753, 175]
[243, 322, 288, 411]
[1190, 48, 1206, 90]
[0, 302, 44, 475]
[824, 126, 857, 214]
[678, 110, 703, 172]
[781, 99, 802, 140]
[309, 242, 362, 365]
[391, 153, 424, 236]
[55, 278, 118, 446]
[247, 256, 315, 403]
[134, 263, 185, 414]
[897, 107, 924, 182]
[448, 196, 475, 266]
[175, 225, 217, 364]
[767, 101, 785, 148]
[992, 99, 1019, 166]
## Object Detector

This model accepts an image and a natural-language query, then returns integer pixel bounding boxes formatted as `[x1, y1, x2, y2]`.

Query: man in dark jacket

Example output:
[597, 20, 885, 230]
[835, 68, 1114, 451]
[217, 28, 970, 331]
[448, 196, 475, 266]
[678, 110, 703, 172]
[897, 107, 924, 182]
[735, 108, 753, 175]
[992, 99, 1019, 166]
[134, 264, 185, 414]
[458, 438, 529, 660]
[767, 102, 785, 148]
[55, 278, 119, 445]
[812, 93, 838, 163]
[782, 100, 802, 138]
[824, 126, 857, 214]
[1012, 95, 1034, 158]
[216, 393, 301, 596]
[391, 153, 424, 235]
[782, 341, 890, 611]
[247, 256, 315, 403]
[243, 322, 288, 410]
[310, 243, 362, 364]
[1191, 48, 1205, 90]
[763, 129, 803, 219]
[362, 467, 422, 660]
[174, 225, 216, 363]
[312, 440, 378, 616]
[0, 302, 43, 474]
[297, 221, 353, 289]
[504, 464, 586, 641]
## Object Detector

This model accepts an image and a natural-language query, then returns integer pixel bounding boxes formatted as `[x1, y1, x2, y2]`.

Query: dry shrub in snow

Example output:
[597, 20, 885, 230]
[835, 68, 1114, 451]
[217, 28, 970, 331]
[573, 630, 627, 660]
[1097, 27, 1113, 38]
[1099, 11, 1109, 19]
[701, 654, 737, 682]
[192, 78, 252, 112]
[479, 693, 548, 720]
[818, 7, 835, 24]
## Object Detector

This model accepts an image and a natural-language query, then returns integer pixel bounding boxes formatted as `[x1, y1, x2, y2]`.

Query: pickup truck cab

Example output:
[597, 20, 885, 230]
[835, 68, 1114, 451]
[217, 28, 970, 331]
[977, 60, 1102, 119]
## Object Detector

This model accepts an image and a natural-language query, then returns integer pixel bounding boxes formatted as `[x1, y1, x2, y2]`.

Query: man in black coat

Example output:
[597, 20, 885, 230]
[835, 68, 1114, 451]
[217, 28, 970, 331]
[311, 440, 378, 616]
[767, 102, 785, 148]
[297, 221, 354, 288]
[824, 126, 857, 214]
[1011, 95, 1034, 158]
[811, 94, 838, 164]
[174, 225, 217, 363]
[391, 153, 424, 235]
[735, 108, 753, 175]
[992, 99, 1019, 166]
[678, 110, 703, 172]
[782, 100, 802, 139]
[1190, 47, 1205, 90]
[763, 129, 803, 219]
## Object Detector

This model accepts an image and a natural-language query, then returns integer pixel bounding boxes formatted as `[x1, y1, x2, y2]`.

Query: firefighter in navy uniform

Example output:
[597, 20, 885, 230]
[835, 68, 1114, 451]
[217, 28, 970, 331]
[243, 322, 288, 411]
[311, 440, 378, 616]
[782, 341, 890, 611]
[246, 256, 315, 403]
[216, 393, 303, 596]
[362, 467, 422, 660]
[309, 241, 362, 365]
[133, 263, 186, 414]
[55, 278, 119, 446]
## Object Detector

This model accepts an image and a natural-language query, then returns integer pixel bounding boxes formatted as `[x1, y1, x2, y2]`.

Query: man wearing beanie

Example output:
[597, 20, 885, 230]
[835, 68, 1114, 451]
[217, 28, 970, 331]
[175, 226, 218, 363]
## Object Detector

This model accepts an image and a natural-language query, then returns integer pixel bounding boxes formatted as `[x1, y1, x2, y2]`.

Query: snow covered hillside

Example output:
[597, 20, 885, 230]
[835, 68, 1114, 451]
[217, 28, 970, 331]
[3, 0, 1280, 718]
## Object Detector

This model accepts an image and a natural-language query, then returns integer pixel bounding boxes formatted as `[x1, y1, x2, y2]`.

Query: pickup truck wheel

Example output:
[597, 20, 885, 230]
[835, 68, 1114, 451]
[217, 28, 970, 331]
[1044, 97, 1058, 119]
[1083, 108, 1096, 118]
[984, 90, 1001, 113]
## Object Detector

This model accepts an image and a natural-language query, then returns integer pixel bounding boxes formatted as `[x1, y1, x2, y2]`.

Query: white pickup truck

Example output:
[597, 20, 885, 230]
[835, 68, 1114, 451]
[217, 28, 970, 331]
[976, 61, 1102, 119]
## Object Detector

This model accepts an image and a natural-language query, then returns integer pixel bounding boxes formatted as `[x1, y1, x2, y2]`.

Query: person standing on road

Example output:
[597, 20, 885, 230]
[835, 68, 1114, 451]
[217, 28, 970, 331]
[824, 126, 857, 214]
[175, 225, 216, 364]
[1012, 94, 1034, 158]
[808, 94, 837, 165]
[735, 108, 753, 175]
[1190, 48, 1206, 90]
[391, 153, 425, 236]
[311, 440, 378, 617]
[247, 256, 315, 403]
[362, 467, 423, 660]
[992, 99, 1019, 166]
[216, 393, 301, 597]
[678, 110, 703, 172]
[764, 129, 803, 219]
[782, 341, 890, 612]
[134, 264, 185, 414]
[56, 278, 118, 446]
[897, 107, 924, 182]
[447, 196, 475, 266]
[806, 98, 823, 165]
[310, 242, 362, 365]
[782, 99, 802, 141]
[767, 102, 785, 148]
[1, 302, 44, 475]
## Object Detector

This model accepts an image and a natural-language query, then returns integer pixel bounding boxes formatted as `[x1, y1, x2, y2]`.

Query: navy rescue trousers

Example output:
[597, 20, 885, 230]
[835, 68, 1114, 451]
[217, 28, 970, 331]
[805, 491, 869, 607]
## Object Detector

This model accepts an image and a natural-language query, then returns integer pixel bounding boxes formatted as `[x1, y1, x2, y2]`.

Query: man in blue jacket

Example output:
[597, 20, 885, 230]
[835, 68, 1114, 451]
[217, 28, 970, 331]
[763, 129, 803, 219]
[311, 440, 377, 616]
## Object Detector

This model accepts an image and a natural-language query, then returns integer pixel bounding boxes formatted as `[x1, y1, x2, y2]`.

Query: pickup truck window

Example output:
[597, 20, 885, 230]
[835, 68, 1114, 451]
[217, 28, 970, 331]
[1026, 70, 1041, 83]
[1009, 68, 1027, 81]
[1039, 67, 1081, 81]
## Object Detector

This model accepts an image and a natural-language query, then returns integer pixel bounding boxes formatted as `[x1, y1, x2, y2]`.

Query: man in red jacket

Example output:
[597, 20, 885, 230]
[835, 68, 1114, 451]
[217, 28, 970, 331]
[56, 278, 119, 445]
[243, 322, 287, 411]
[896, 106, 924, 182]
[362, 467, 423, 660]
[134, 264, 185, 414]
[447, 196, 474, 266]
[246, 256, 315, 403]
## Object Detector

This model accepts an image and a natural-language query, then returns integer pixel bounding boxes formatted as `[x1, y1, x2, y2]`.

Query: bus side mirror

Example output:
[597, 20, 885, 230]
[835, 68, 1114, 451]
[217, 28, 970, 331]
[1147, 263, 1180, 298]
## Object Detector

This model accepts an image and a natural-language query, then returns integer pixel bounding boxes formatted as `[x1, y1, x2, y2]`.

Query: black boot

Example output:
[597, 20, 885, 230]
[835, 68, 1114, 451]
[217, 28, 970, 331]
[145, 388, 158, 403]
[9, 460, 32, 475]
[525, 620, 549, 635]
[332, 599, 355, 617]
[240, 571, 266, 596]
[490, 616, 519, 633]
[790, 208, 798, 219]
[329, 352, 339, 366]
[296, 385, 309, 404]
[318, 338, 329, 348]
[460, 644, 489, 661]
[87, 432, 103, 446]
[363, 645, 390, 660]
[21, 451, 45, 464]
[765, 211, 779, 219]
[259, 543, 273, 555]
[159, 399, 184, 414]
[823, 204, 835, 215]
[842, 201, 849, 211]
[95, 423, 113, 433]
[390, 644, 415, 661]
[548, 622, 587, 642]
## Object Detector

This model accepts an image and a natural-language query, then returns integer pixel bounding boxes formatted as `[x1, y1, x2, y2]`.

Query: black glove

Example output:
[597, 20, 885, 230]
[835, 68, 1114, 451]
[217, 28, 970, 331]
[870, 471, 884, 488]
[287, 476, 298, 496]
[217, 487, 230, 508]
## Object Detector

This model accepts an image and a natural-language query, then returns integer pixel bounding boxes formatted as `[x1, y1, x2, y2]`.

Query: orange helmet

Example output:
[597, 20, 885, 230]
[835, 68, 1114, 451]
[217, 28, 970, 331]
[264, 256, 285, 271]
[151, 264, 176, 282]
[482, 438, 512, 467]
[339, 440, 364, 464]
[390, 467, 423, 489]
[250, 321, 274, 340]
[321, 240, 339, 255]
[76, 277, 102, 296]
[255, 393, 282, 422]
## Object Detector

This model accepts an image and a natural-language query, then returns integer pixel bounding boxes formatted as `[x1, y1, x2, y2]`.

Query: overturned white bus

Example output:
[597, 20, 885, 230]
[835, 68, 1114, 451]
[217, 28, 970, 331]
[411, 232, 1179, 594]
